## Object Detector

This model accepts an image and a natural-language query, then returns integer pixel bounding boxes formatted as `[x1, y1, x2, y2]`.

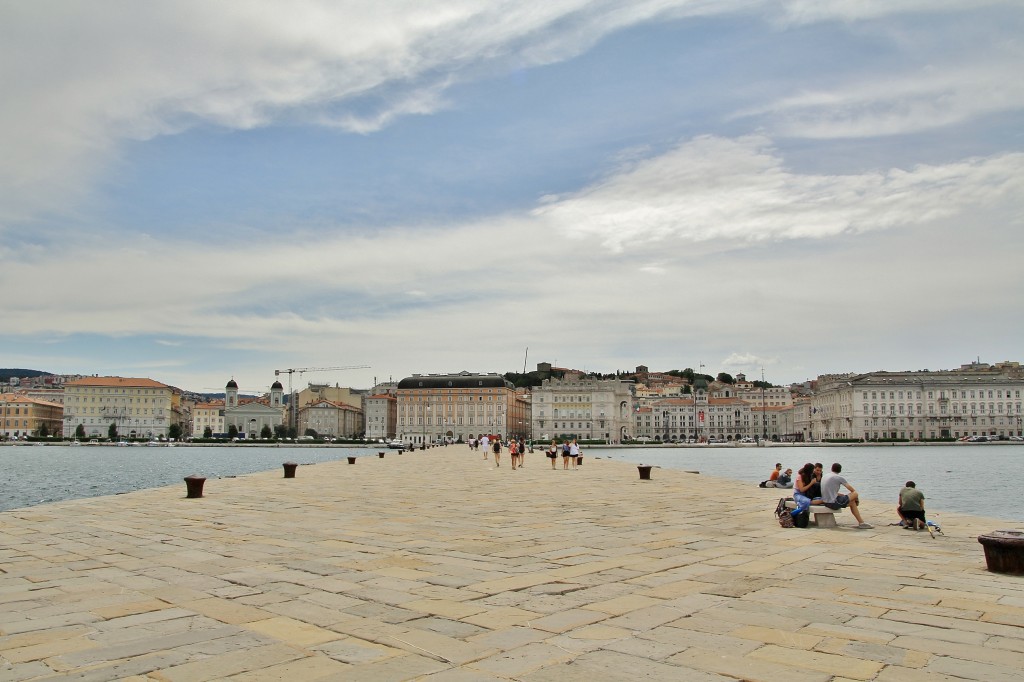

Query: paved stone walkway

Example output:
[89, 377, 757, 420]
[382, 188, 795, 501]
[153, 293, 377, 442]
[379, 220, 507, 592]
[1, 447, 1022, 681]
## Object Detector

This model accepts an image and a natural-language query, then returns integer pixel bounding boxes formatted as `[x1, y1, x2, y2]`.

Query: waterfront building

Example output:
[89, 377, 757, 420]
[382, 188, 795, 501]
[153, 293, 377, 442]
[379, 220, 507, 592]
[395, 372, 524, 445]
[532, 373, 634, 443]
[810, 362, 1024, 440]
[62, 376, 182, 439]
[363, 393, 397, 440]
[223, 379, 285, 439]
[18, 387, 66, 406]
[191, 400, 225, 438]
[296, 383, 364, 411]
[297, 400, 362, 438]
[0, 393, 64, 438]
[734, 383, 793, 408]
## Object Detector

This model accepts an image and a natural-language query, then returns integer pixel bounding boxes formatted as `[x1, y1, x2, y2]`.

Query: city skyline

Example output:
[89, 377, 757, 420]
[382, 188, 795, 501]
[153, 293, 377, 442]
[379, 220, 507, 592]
[2, 2, 1022, 396]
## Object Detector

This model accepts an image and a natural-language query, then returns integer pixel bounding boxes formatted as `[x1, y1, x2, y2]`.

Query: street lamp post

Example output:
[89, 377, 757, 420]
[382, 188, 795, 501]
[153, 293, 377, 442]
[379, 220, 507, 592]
[761, 375, 767, 442]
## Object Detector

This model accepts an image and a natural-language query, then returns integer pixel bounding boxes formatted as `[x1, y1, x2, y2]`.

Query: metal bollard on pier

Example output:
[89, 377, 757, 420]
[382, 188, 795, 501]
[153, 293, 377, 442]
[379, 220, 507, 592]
[184, 475, 206, 498]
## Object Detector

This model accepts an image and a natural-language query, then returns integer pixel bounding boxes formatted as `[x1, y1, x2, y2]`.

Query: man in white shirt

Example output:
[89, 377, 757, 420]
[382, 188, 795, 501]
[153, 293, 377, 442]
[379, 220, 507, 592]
[479, 435, 489, 460]
[820, 462, 873, 529]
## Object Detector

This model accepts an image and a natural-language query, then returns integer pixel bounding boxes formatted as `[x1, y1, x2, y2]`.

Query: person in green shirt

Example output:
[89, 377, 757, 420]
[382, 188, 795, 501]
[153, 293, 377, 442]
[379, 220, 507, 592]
[898, 481, 927, 530]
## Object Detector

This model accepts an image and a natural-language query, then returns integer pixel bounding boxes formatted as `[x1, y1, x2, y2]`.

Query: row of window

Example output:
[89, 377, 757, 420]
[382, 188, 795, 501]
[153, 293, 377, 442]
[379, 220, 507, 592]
[863, 389, 1020, 400]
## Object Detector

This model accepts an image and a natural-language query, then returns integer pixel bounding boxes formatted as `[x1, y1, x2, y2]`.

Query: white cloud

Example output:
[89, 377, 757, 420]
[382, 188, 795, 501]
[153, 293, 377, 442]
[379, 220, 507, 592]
[0, 0, 745, 231]
[748, 60, 1024, 139]
[532, 135, 1024, 253]
[775, 0, 1013, 25]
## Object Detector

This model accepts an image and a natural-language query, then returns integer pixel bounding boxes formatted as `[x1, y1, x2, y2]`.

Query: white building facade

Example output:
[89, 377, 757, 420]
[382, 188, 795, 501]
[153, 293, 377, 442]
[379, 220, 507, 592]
[364, 393, 397, 440]
[531, 374, 634, 443]
[810, 363, 1024, 441]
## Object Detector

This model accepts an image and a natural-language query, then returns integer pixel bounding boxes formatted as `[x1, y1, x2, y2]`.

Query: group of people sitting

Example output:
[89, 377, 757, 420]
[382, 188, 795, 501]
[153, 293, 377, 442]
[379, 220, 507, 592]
[789, 461, 874, 529]
[760, 463, 793, 488]
[766, 460, 936, 532]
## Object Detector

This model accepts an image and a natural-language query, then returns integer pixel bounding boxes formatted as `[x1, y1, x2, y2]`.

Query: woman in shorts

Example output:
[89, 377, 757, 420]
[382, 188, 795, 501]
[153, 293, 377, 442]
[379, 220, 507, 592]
[547, 440, 558, 469]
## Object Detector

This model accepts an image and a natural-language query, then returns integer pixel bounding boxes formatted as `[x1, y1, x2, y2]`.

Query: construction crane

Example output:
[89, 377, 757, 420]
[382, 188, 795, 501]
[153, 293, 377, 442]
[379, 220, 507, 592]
[275, 365, 370, 432]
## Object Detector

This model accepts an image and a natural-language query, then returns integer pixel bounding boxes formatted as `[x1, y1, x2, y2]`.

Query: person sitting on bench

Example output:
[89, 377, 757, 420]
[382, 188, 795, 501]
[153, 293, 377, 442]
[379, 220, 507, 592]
[820, 462, 873, 529]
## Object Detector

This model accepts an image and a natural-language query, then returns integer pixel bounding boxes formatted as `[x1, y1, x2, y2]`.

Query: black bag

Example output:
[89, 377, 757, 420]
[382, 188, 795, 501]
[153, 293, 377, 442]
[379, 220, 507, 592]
[792, 508, 810, 528]
[775, 498, 795, 528]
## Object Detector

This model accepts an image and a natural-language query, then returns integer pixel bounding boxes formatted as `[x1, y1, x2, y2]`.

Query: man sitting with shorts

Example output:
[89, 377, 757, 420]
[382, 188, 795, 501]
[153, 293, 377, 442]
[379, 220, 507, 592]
[820, 462, 873, 529]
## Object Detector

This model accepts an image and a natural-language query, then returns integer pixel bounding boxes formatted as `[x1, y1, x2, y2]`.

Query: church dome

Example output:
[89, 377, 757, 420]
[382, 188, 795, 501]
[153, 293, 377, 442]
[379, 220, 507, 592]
[226, 379, 238, 389]
[271, 381, 283, 390]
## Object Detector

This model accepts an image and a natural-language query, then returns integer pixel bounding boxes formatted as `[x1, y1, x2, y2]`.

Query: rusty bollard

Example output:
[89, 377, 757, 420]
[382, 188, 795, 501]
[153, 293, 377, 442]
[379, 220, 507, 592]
[283, 462, 298, 478]
[347, 456, 356, 464]
[378, 452, 385, 458]
[184, 475, 206, 498]
[637, 465, 652, 480]
[978, 530, 1024, 574]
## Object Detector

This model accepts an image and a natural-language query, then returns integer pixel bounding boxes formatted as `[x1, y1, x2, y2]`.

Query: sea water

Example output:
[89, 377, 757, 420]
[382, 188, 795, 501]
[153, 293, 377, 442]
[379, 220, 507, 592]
[2, 443, 1022, 522]
[0, 445, 370, 512]
[599, 443, 1024, 522]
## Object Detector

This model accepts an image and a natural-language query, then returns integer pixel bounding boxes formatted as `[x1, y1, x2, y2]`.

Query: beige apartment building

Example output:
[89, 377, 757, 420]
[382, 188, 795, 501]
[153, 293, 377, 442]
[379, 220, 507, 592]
[396, 372, 525, 445]
[192, 400, 226, 437]
[0, 393, 64, 438]
[298, 400, 362, 438]
[62, 376, 182, 439]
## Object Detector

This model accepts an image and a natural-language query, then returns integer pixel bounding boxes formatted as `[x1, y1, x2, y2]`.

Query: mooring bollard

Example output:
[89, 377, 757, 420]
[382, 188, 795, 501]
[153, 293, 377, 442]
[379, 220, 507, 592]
[347, 456, 356, 464]
[282, 462, 298, 478]
[378, 452, 385, 458]
[978, 530, 1024, 574]
[637, 465, 652, 480]
[577, 456, 583, 466]
[184, 475, 206, 498]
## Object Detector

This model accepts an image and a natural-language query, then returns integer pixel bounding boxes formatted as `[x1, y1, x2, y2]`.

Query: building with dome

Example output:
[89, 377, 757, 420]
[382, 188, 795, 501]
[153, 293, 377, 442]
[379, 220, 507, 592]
[222, 378, 286, 438]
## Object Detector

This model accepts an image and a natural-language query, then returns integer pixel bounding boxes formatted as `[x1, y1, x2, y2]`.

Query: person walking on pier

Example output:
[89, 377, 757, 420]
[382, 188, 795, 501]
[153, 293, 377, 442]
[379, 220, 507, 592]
[568, 439, 580, 470]
[561, 440, 572, 470]
[491, 436, 502, 467]
[547, 440, 558, 469]
[479, 434, 489, 461]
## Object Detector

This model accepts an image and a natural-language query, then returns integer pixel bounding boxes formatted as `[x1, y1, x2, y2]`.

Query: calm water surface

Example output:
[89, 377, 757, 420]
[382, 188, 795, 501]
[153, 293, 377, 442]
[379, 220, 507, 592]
[0, 445, 370, 512]
[598, 443, 1024, 522]
[2, 443, 1022, 522]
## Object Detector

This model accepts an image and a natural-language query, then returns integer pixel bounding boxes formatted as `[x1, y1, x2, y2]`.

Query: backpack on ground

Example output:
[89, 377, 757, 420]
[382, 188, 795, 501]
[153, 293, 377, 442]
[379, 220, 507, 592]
[775, 498, 795, 528]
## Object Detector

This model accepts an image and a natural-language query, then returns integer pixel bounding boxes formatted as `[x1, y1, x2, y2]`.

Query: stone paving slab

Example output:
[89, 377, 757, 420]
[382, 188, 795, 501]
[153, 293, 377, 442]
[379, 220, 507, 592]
[1, 446, 1023, 680]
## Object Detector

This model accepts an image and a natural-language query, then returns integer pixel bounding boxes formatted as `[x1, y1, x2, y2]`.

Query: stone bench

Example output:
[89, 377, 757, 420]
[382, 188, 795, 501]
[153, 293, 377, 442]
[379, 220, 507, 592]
[785, 499, 843, 528]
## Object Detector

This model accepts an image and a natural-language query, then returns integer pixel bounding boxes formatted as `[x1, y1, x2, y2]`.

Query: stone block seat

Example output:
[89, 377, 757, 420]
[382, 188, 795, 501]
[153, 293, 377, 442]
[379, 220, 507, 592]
[785, 499, 844, 528]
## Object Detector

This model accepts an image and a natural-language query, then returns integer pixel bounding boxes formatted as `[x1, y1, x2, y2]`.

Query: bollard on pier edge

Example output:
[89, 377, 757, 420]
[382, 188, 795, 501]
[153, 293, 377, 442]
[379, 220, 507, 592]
[184, 475, 206, 498]
[378, 452, 385, 458]
[637, 465, 652, 480]
[282, 462, 298, 478]
[347, 456, 356, 464]
[978, 530, 1024, 574]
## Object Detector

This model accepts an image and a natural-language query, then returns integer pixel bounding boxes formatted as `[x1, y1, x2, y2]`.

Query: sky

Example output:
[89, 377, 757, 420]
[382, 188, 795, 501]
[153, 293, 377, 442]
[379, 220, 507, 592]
[2, 1, 1022, 396]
